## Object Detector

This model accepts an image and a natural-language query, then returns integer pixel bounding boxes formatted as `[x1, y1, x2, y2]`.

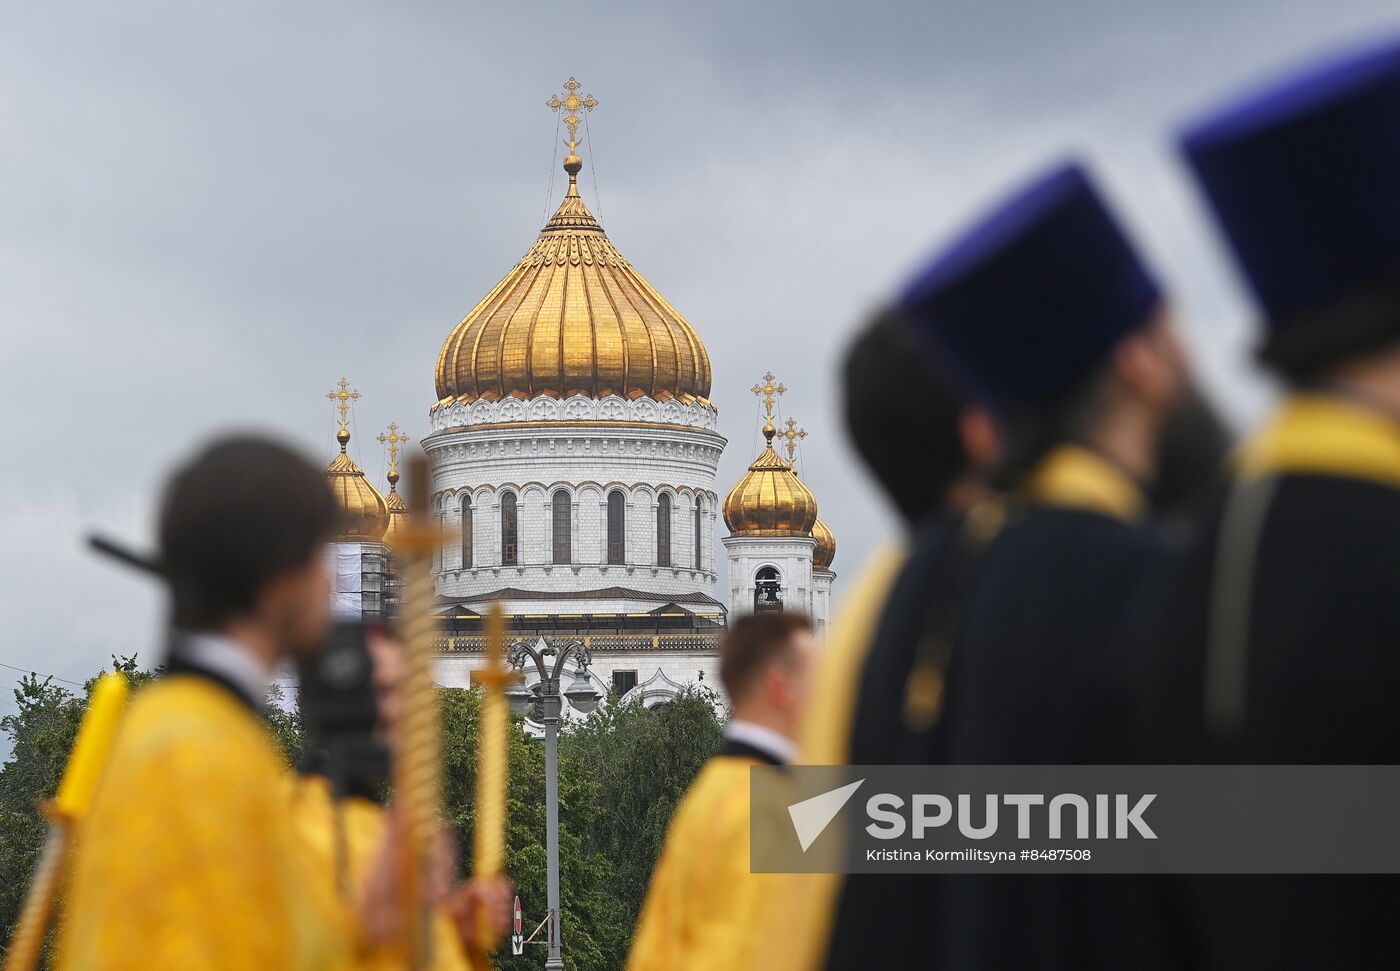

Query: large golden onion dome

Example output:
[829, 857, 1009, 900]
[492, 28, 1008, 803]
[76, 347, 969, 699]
[723, 422, 819, 536]
[434, 153, 712, 409]
[812, 516, 837, 572]
[325, 425, 389, 544]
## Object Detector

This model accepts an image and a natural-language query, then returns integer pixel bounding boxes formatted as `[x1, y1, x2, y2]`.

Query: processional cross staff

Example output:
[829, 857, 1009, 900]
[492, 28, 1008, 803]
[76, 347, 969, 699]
[393, 454, 515, 969]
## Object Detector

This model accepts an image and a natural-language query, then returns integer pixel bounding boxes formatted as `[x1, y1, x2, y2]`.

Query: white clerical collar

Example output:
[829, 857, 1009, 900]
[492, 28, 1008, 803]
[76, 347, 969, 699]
[175, 632, 272, 707]
[726, 719, 798, 766]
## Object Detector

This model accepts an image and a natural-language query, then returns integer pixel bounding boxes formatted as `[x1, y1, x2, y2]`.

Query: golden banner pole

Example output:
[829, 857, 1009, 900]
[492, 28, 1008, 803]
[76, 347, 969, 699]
[396, 454, 443, 970]
[468, 603, 514, 964]
[4, 673, 129, 971]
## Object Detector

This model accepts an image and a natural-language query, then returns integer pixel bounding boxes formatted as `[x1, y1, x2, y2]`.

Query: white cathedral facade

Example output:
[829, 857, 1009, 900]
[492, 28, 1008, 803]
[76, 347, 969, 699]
[325, 87, 836, 712]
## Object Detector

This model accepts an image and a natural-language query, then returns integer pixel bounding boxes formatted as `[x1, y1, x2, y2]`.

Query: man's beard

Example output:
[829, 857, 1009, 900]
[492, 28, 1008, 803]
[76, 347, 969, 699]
[1150, 383, 1234, 520]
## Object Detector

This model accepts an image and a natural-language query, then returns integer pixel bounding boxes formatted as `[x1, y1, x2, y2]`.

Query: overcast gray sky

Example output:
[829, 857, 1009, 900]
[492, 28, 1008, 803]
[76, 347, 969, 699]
[3, 0, 1397, 691]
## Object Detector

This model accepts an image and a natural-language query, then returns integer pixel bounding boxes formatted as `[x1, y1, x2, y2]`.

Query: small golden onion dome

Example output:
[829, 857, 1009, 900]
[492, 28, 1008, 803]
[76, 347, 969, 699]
[433, 159, 712, 409]
[382, 468, 409, 548]
[812, 516, 836, 572]
[325, 427, 390, 543]
[723, 422, 819, 536]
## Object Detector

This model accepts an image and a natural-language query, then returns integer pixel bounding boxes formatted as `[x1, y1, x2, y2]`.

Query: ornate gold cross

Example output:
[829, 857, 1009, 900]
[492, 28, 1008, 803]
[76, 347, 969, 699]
[547, 77, 599, 155]
[377, 421, 409, 484]
[782, 417, 808, 465]
[750, 371, 787, 422]
[325, 378, 360, 451]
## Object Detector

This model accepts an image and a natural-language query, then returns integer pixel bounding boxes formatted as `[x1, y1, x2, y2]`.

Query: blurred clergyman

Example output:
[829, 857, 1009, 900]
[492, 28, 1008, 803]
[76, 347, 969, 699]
[58, 437, 374, 969]
[58, 437, 433, 969]
[823, 163, 1195, 970]
[753, 307, 998, 971]
[626, 612, 817, 971]
[1143, 37, 1400, 968]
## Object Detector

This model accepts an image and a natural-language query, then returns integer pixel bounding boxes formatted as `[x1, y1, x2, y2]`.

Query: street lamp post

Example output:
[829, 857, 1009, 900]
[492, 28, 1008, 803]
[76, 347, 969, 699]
[504, 638, 601, 971]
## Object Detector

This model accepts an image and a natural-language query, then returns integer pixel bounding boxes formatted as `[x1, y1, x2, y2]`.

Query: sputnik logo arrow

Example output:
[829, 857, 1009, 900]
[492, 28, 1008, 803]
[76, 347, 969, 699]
[787, 779, 865, 852]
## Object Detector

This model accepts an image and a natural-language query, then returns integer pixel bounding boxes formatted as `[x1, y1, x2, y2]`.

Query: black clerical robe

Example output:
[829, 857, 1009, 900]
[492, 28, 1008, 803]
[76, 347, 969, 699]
[1141, 393, 1400, 969]
[823, 444, 1178, 970]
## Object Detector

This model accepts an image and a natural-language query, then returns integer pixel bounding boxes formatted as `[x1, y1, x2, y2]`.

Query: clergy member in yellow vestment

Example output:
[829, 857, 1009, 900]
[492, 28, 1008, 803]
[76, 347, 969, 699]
[60, 660, 358, 970]
[626, 612, 818, 971]
[57, 437, 381, 970]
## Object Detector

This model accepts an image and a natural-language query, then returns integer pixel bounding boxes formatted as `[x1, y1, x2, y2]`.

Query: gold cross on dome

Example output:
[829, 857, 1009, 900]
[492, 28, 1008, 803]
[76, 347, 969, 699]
[547, 77, 599, 155]
[325, 378, 360, 443]
[750, 371, 787, 422]
[782, 418, 808, 464]
[377, 421, 409, 480]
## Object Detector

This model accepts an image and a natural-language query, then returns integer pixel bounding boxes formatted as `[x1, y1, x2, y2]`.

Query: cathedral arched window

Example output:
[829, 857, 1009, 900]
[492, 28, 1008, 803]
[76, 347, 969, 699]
[553, 490, 571, 565]
[460, 494, 473, 569]
[433, 497, 444, 572]
[754, 566, 783, 612]
[607, 491, 626, 565]
[501, 492, 518, 566]
[657, 493, 672, 567]
[693, 499, 703, 570]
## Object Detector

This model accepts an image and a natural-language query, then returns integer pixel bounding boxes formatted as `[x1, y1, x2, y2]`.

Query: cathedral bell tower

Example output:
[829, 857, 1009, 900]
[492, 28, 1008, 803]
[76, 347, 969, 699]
[722, 372, 835, 636]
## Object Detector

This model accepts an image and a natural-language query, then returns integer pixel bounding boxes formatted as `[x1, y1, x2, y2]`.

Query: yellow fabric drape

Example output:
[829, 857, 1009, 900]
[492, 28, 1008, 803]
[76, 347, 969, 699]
[56, 676, 356, 971]
[627, 754, 778, 971]
[289, 776, 480, 971]
[1235, 393, 1400, 486]
[749, 544, 909, 971]
[1021, 443, 1146, 521]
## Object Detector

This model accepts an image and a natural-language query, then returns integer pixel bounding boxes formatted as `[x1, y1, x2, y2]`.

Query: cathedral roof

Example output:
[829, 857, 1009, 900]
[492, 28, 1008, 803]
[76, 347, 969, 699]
[722, 421, 819, 538]
[812, 516, 837, 572]
[436, 586, 726, 607]
[382, 477, 409, 547]
[324, 425, 389, 544]
[433, 152, 712, 410]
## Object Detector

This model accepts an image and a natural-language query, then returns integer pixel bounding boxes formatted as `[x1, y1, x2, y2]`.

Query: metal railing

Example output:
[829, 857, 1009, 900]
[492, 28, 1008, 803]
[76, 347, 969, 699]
[436, 631, 721, 653]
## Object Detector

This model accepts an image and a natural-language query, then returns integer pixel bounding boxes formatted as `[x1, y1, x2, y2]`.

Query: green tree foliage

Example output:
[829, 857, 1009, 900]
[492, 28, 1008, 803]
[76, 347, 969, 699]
[438, 685, 725, 970]
[263, 682, 304, 766]
[562, 688, 727, 930]
[0, 661, 726, 970]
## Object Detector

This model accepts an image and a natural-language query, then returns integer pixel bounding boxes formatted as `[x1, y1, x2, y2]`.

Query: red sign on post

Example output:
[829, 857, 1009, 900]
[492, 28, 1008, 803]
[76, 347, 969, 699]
[511, 896, 524, 956]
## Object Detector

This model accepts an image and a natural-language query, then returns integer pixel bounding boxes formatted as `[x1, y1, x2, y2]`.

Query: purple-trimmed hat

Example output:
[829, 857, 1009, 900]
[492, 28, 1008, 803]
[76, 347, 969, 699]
[899, 162, 1161, 413]
[1181, 37, 1400, 332]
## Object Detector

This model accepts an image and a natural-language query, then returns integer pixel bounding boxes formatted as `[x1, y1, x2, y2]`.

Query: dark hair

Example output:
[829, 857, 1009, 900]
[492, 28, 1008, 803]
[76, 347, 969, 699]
[719, 612, 813, 701]
[159, 435, 340, 630]
[989, 373, 1108, 492]
[1258, 279, 1400, 384]
[843, 307, 970, 523]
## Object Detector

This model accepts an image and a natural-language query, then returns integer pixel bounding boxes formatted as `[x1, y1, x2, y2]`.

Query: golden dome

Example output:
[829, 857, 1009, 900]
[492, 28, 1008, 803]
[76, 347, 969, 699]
[433, 161, 712, 409]
[382, 472, 409, 548]
[812, 517, 836, 572]
[723, 422, 819, 537]
[325, 427, 389, 544]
